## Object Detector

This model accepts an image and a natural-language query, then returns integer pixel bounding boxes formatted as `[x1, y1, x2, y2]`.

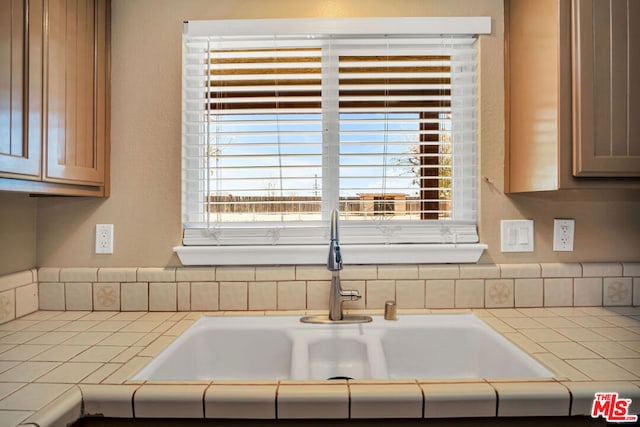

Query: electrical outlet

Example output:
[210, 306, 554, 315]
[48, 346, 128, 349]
[96, 224, 114, 254]
[553, 218, 575, 251]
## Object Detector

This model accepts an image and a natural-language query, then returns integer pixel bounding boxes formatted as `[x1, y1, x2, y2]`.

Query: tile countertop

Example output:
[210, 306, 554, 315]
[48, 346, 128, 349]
[0, 308, 639, 426]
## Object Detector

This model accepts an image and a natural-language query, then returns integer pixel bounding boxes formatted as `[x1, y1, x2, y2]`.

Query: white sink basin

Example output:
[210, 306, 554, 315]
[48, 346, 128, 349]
[132, 314, 553, 381]
[133, 319, 293, 380]
[381, 317, 551, 379]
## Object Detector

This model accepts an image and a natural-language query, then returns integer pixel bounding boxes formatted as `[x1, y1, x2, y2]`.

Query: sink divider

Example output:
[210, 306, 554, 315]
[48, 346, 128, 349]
[366, 334, 389, 379]
[290, 336, 310, 380]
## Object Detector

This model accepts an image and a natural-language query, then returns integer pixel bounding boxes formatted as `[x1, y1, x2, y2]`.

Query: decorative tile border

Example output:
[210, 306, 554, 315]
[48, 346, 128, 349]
[1, 262, 638, 323]
[30, 263, 640, 314]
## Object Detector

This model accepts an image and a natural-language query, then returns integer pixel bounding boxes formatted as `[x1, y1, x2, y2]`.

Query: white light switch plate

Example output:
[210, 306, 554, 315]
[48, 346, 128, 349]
[501, 220, 534, 252]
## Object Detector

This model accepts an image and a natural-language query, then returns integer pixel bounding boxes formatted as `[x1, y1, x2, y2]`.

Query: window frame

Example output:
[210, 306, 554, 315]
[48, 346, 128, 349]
[177, 17, 490, 265]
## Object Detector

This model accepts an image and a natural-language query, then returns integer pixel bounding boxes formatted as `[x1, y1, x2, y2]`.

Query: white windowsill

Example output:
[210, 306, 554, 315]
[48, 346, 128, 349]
[174, 243, 487, 266]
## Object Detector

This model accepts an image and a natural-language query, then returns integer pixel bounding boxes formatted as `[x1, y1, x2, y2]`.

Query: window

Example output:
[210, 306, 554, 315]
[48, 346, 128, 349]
[179, 18, 489, 264]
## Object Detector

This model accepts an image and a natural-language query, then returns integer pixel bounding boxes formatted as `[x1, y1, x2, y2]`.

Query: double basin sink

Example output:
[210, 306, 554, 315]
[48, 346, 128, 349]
[133, 313, 553, 381]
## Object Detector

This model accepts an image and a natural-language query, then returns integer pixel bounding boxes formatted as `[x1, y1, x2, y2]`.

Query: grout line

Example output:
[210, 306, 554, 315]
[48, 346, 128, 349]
[274, 381, 279, 419]
[417, 379, 425, 418]
[201, 383, 207, 418]
[491, 383, 499, 417]
[347, 379, 351, 419]
[131, 384, 138, 418]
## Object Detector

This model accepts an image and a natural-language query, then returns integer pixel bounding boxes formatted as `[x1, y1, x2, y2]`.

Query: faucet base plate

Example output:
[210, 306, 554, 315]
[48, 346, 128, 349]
[300, 315, 373, 324]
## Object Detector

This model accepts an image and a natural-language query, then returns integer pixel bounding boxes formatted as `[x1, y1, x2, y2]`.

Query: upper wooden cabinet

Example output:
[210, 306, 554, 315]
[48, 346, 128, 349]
[45, 0, 109, 187]
[572, 0, 640, 177]
[505, 0, 640, 192]
[0, 0, 42, 179]
[0, 0, 110, 197]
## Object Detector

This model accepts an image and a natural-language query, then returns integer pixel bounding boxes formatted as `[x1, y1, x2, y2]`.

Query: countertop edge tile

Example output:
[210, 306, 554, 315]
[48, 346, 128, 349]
[20, 385, 82, 427]
[492, 381, 571, 417]
[79, 384, 140, 418]
[204, 383, 277, 419]
[277, 383, 349, 419]
[134, 384, 207, 418]
[421, 382, 497, 418]
[349, 383, 423, 419]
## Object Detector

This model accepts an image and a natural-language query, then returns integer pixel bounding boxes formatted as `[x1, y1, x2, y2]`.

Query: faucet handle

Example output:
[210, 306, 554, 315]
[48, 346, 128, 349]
[341, 289, 361, 301]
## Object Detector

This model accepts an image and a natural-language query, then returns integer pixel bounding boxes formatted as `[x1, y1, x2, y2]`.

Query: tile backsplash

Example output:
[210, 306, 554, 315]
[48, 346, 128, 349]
[0, 269, 38, 324]
[0, 263, 638, 324]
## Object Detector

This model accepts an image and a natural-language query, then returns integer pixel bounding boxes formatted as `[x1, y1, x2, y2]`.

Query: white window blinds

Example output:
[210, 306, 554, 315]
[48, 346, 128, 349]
[182, 19, 483, 246]
[184, 43, 323, 225]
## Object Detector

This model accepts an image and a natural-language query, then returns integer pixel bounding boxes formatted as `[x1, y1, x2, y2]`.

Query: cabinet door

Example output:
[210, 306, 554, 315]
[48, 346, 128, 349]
[0, 0, 42, 178]
[573, 0, 640, 177]
[44, 0, 108, 185]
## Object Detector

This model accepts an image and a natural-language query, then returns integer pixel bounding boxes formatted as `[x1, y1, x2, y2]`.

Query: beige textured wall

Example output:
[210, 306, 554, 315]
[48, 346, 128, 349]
[34, 0, 640, 268]
[0, 193, 37, 275]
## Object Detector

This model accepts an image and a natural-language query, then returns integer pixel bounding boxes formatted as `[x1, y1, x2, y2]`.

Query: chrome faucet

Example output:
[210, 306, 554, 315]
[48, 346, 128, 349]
[300, 209, 371, 324]
[327, 209, 360, 320]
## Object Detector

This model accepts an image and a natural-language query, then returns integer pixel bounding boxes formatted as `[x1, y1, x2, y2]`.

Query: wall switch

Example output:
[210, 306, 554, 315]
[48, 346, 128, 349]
[501, 220, 534, 252]
[96, 224, 114, 254]
[553, 218, 575, 251]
